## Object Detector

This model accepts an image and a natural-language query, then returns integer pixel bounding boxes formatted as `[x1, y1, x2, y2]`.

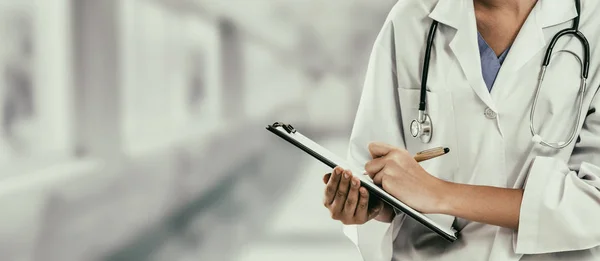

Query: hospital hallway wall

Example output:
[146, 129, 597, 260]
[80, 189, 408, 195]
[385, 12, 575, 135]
[0, 0, 396, 260]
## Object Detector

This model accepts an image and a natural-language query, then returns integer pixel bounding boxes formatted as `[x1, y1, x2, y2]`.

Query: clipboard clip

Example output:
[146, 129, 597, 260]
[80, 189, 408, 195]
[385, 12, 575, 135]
[272, 122, 297, 134]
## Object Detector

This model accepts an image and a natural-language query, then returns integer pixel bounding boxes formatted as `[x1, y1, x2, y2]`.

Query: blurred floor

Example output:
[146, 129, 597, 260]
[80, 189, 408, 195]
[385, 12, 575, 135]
[236, 138, 362, 261]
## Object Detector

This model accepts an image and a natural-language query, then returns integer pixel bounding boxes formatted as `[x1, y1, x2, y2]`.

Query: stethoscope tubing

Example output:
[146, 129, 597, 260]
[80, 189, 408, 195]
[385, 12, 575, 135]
[414, 0, 590, 149]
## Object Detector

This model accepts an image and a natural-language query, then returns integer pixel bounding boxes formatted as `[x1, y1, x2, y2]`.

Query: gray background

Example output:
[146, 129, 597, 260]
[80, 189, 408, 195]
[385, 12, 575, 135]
[0, 0, 396, 260]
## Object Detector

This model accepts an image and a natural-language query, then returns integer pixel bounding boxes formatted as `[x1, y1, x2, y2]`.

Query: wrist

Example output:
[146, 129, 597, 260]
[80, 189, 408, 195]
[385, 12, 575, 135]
[432, 178, 457, 215]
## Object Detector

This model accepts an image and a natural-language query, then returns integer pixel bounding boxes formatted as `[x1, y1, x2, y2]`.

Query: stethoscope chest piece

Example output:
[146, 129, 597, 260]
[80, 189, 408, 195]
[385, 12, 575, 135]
[410, 114, 432, 143]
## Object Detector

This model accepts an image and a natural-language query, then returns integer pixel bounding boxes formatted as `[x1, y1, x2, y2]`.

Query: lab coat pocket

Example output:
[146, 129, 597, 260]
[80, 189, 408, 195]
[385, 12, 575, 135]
[396, 87, 460, 183]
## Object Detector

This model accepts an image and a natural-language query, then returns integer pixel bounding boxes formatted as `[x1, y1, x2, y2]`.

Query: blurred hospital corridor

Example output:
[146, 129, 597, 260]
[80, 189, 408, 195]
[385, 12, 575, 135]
[0, 0, 395, 260]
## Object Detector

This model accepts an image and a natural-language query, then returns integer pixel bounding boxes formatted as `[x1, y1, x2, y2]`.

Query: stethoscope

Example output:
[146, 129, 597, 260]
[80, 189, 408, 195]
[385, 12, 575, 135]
[410, 0, 590, 149]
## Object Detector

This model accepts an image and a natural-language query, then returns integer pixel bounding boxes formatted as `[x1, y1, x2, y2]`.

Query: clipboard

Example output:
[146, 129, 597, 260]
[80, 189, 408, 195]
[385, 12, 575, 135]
[266, 122, 458, 242]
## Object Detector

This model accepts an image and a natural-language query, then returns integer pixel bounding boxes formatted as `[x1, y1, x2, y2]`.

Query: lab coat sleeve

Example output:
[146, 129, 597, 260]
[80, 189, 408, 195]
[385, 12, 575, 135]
[514, 90, 600, 254]
[342, 19, 407, 261]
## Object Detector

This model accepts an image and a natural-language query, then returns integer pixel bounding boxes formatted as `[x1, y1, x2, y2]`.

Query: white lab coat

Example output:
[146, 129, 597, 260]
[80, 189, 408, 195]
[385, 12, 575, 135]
[344, 0, 600, 260]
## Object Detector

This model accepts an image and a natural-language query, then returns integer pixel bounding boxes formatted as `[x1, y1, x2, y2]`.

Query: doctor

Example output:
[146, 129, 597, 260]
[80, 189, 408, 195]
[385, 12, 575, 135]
[321, 0, 600, 260]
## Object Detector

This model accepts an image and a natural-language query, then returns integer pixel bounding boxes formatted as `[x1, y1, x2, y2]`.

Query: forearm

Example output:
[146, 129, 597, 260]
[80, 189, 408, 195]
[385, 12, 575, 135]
[437, 181, 523, 230]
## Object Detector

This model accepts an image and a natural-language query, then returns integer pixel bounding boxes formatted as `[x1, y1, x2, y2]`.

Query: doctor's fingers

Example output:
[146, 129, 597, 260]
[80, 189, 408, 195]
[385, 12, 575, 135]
[354, 188, 382, 223]
[324, 167, 344, 206]
[342, 177, 361, 218]
[368, 142, 406, 159]
[364, 157, 387, 178]
[330, 170, 353, 214]
[372, 168, 394, 185]
[354, 188, 371, 223]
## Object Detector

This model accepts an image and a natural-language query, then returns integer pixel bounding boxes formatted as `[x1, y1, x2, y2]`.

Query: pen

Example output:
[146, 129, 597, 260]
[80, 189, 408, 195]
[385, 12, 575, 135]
[414, 147, 450, 162]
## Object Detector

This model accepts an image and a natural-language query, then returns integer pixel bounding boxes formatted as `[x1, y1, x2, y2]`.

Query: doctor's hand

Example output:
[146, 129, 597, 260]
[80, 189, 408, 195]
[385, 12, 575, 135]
[322, 167, 395, 224]
[365, 142, 447, 214]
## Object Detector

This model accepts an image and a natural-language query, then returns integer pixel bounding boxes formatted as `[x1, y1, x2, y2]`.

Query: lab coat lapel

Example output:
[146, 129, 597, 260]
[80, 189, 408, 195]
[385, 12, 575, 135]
[430, 0, 497, 111]
[489, 3, 546, 104]
[494, 4, 545, 75]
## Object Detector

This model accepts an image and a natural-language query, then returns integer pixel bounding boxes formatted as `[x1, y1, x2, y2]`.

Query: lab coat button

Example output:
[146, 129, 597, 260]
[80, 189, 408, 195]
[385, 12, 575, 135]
[484, 107, 497, 119]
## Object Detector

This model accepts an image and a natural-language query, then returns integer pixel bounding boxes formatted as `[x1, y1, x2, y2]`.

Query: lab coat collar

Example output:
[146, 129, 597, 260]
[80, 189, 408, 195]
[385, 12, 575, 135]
[428, 0, 463, 30]
[538, 0, 578, 28]
[429, 0, 497, 110]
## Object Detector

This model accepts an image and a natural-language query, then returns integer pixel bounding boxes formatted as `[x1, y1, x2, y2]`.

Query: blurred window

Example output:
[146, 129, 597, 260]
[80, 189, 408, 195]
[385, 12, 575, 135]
[0, 3, 37, 163]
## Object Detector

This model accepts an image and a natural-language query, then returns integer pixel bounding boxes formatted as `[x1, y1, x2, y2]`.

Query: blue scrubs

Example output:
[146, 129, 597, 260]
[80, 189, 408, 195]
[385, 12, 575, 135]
[477, 32, 511, 91]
